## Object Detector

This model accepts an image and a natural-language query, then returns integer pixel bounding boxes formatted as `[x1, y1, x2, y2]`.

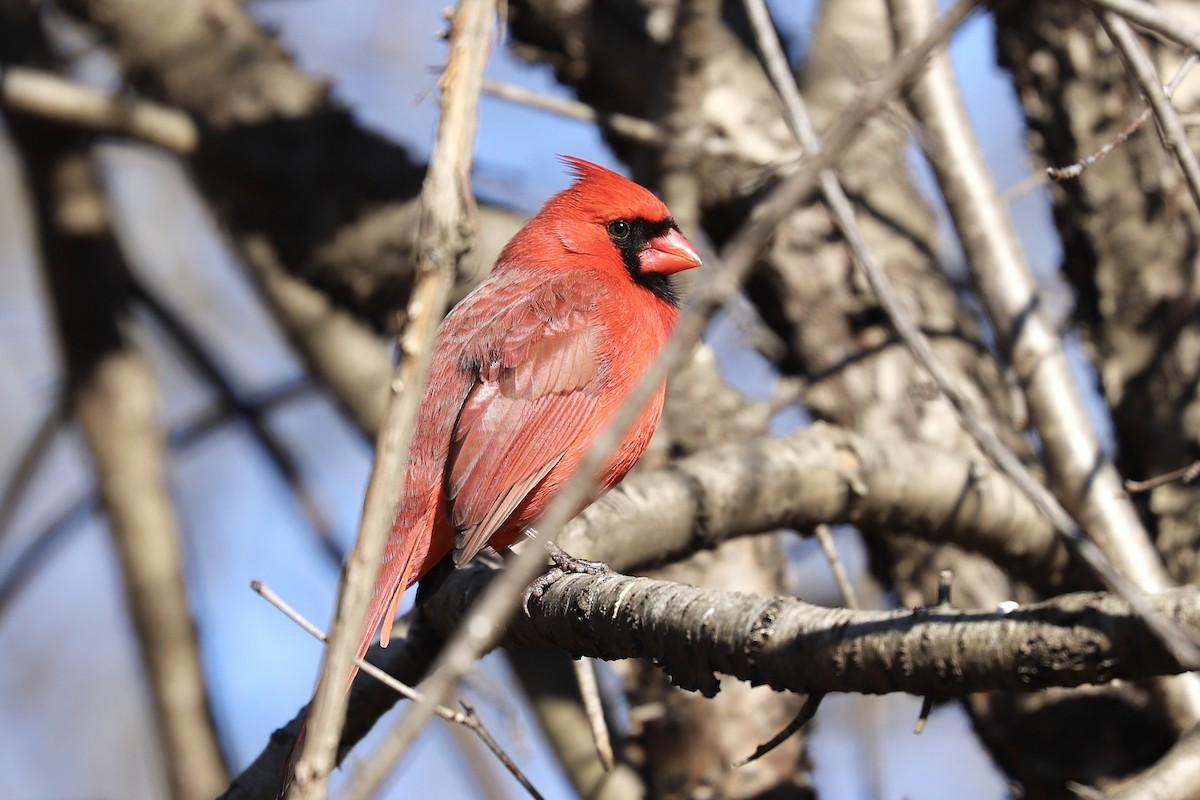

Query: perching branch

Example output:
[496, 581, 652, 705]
[228, 412, 1094, 794]
[432, 569, 1200, 699]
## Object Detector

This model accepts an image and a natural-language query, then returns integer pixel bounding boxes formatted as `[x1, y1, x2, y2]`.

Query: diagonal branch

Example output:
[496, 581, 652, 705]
[0, 380, 316, 621]
[1099, 12, 1200, 224]
[0, 65, 197, 153]
[129, 274, 342, 562]
[0, 392, 68, 544]
[890, 0, 1200, 725]
[289, 0, 496, 795]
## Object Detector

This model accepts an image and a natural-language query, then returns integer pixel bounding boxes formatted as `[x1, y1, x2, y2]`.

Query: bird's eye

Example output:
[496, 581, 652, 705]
[607, 219, 631, 240]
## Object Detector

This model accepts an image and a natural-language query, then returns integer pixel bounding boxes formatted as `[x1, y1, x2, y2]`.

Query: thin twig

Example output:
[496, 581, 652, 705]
[732, 692, 825, 767]
[344, 2, 988, 794]
[0, 65, 198, 153]
[250, 581, 544, 800]
[915, 570, 954, 734]
[573, 657, 614, 771]
[0, 392, 68, 544]
[130, 275, 342, 563]
[482, 80, 756, 162]
[484, 80, 662, 145]
[0, 493, 96, 619]
[1085, 0, 1200, 56]
[813, 524, 859, 610]
[1001, 55, 1197, 203]
[1101, 13, 1200, 214]
[252, 581, 458, 715]
[1126, 461, 1200, 494]
[298, 1, 497, 796]
[0, 380, 315, 619]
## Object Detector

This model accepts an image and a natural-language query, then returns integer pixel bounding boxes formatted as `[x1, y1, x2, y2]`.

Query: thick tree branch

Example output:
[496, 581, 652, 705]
[226, 416, 1093, 795]
[562, 423, 1077, 592]
[427, 570, 1200, 699]
[229, 564, 1200, 799]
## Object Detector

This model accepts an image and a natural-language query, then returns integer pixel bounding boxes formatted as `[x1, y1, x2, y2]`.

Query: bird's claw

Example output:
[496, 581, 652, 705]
[545, 540, 612, 576]
[522, 542, 614, 614]
[522, 567, 565, 615]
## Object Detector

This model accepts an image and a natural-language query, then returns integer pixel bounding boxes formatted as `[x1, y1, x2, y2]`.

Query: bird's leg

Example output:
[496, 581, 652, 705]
[521, 538, 613, 613]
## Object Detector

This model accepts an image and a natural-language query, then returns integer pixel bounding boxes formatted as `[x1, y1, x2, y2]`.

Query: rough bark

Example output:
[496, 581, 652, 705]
[59, 0, 507, 330]
[996, 2, 1200, 588]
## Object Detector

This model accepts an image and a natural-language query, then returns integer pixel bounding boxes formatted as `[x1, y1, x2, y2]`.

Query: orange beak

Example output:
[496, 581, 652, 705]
[640, 228, 703, 275]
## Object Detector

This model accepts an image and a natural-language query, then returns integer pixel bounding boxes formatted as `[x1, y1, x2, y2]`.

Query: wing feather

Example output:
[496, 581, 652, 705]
[447, 282, 603, 565]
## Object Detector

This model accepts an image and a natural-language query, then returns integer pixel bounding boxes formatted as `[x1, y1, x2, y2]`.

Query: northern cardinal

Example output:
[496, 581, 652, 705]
[347, 155, 701, 693]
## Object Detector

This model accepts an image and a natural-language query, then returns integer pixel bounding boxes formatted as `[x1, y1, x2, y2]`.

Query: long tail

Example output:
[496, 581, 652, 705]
[280, 511, 455, 792]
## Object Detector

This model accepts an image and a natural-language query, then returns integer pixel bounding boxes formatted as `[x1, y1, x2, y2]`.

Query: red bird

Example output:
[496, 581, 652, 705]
[353, 156, 701, 676]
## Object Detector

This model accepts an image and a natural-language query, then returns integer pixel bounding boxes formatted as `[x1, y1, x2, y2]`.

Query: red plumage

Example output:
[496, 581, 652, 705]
[352, 155, 701, 682]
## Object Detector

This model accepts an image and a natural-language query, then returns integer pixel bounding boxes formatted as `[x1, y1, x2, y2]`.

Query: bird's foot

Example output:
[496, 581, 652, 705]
[522, 541, 613, 614]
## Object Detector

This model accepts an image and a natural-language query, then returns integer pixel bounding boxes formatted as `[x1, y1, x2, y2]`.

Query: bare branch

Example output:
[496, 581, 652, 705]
[0, 391, 68, 543]
[428, 568, 1200, 698]
[732, 692, 825, 768]
[226, 407, 1115, 792]
[130, 274, 342, 562]
[0, 65, 197, 153]
[573, 657, 614, 771]
[238, 237, 392, 438]
[1106, 722, 1200, 800]
[0, 380, 316, 619]
[300, 1, 497, 796]
[890, 0, 1200, 685]
[1100, 12, 1200, 215]
[250, 581, 545, 800]
[1085, 0, 1200, 56]
[814, 525, 859, 610]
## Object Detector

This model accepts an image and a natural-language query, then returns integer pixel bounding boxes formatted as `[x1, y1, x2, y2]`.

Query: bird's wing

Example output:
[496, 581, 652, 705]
[447, 281, 603, 565]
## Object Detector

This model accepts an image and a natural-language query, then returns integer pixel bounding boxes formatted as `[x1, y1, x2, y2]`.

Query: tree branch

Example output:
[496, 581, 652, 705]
[891, 0, 1200, 725]
[0, 65, 197, 153]
[432, 570, 1200, 699]
[294, 0, 496, 796]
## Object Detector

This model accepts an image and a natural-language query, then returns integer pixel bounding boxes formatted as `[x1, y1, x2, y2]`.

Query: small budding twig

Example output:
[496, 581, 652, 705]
[249, 581, 545, 800]
[1002, 54, 1197, 203]
[914, 569, 954, 734]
